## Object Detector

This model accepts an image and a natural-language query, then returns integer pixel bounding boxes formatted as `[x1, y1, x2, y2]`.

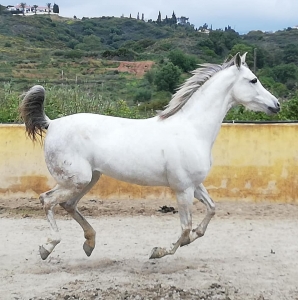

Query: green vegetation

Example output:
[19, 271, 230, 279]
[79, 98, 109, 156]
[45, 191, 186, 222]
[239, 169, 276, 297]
[0, 12, 298, 122]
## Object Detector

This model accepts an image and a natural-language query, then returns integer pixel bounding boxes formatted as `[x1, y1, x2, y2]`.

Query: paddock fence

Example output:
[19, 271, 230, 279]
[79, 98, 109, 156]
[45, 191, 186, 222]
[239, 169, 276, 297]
[1, 124, 297, 203]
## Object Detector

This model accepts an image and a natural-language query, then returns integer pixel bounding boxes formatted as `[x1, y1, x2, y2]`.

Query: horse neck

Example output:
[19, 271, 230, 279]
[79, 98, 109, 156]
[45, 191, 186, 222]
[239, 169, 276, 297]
[178, 67, 237, 144]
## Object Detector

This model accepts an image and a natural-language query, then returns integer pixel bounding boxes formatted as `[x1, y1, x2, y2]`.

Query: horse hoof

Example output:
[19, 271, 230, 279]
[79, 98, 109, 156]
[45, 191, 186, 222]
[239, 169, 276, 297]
[39, 245, 50, 260]
[149, 247, 165, 259]
[83, 242, 94, 257]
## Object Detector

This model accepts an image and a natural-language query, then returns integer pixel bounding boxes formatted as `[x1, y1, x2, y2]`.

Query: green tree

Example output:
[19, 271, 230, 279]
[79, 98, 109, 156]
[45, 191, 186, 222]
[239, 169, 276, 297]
[208, 30, 225, 55]
[171, 11, 177, 25]
[271, 63, 298, 84]
[46, 2, 51, 14]
[144, 69, 156, 84]
[157, 11, 162, 24]
[33, 4, 38, 14]
[154, 62, 181, 93]
[284, 44, 298, 64]
[20, 2, 26, 15]
[53, 3, 59, 14]
[168, 50, 198, 72]
[0, 4, 6, 15]
[230, 44, 254, 67]
[133, 89, 152, 103]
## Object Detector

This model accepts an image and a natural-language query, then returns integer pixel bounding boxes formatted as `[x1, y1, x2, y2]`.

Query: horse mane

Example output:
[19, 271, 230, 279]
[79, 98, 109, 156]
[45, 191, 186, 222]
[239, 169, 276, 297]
[159, 54, 237, 119]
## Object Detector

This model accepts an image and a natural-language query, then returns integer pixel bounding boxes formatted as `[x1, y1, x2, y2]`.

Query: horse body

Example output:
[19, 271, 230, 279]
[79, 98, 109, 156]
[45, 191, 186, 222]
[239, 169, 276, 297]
[19, 53, 280, 260]
[46, 110, 213, 189]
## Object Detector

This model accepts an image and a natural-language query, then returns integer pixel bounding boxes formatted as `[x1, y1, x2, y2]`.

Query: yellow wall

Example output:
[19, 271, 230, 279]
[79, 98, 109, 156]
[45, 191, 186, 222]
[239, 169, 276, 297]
[1, 124, 298, 202]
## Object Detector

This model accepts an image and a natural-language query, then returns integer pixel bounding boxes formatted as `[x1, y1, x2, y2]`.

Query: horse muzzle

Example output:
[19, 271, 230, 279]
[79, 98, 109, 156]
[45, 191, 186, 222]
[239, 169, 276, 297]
[268, 106, 280, 114]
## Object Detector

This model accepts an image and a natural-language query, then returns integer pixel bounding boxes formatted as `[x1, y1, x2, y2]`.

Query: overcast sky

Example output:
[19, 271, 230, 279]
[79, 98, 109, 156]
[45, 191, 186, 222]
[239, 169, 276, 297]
[3, 0, 298, 33]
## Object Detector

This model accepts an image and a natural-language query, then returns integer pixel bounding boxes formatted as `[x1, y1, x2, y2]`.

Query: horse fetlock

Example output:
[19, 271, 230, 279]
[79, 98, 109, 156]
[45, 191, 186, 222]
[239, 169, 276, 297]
[84, 230, 96, 241]
[180, 235, 191, 247]
[193, 228, 204, 238]
[209, 209, 216, 217]
[47, 236, 61, 246]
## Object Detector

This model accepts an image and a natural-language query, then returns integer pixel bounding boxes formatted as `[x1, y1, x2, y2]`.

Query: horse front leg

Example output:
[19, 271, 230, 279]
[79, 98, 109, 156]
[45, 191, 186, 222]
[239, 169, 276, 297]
[188, 183, 215, 243]
[150, 188, 194, 259]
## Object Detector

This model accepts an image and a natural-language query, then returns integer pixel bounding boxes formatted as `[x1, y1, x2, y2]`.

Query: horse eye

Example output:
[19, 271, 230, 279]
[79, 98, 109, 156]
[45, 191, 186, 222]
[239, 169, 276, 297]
[250, 78, 257, 84]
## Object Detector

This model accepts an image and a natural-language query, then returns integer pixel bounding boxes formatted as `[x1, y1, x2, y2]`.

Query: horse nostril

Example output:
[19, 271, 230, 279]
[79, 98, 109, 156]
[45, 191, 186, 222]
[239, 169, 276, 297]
[277, 102, 280, 107]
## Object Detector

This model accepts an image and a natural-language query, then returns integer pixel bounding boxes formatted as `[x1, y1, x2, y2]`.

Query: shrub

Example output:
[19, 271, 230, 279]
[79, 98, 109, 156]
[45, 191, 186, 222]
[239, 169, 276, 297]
[63, 50, 84, 59]
[154, 62, 181, 93]
[133, 89, 152, 103]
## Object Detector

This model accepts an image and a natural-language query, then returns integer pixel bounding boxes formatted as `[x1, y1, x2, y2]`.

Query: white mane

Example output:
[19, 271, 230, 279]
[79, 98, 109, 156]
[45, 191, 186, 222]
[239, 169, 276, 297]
[159, 55, 236, 119]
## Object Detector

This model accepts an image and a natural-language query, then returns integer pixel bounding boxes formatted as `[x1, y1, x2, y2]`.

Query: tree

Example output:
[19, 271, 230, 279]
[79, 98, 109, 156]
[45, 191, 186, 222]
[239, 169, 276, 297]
[168, 50, 198, 72]
[0, 4, 6, 15]
[33, 4, 38, 14]
[53, 3, 59, 14]
[230, 44, 254, 67]
[208, 30, 225, 55]
[154, 62, 181, 93]
[157, 11, 162, 24]
[284, 44, 298, 64]
[20, 3, 26, 15]
[171, 11, 177, 25]
[271, 63, 298, 84]
[46, 3, 51, 14]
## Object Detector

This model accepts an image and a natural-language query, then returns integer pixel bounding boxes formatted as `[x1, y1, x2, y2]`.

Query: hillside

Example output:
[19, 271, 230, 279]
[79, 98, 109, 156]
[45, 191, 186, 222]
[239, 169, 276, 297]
[0, 13, 298, 122]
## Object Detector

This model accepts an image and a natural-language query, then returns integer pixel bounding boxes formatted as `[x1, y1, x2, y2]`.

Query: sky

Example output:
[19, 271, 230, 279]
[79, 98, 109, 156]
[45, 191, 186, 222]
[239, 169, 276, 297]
[2, 0, 298, 33]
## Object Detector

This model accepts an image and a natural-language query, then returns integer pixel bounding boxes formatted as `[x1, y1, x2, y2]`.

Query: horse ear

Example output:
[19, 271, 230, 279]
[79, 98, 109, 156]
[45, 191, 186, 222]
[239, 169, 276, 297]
[241, 52, 248, 64]
[235, 52, 241, 69]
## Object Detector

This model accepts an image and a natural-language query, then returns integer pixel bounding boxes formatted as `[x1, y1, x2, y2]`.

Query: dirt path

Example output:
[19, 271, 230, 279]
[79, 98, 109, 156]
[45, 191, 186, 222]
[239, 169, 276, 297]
[0, 200, 298, 300]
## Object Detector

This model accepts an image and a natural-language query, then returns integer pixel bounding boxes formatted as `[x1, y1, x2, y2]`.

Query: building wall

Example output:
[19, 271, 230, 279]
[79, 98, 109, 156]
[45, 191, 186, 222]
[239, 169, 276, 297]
[1, 124, 297, 202]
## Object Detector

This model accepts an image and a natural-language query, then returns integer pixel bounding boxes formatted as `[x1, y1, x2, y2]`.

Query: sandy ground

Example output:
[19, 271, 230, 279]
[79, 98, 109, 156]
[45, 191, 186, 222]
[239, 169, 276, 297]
[0, 198, 298, 300]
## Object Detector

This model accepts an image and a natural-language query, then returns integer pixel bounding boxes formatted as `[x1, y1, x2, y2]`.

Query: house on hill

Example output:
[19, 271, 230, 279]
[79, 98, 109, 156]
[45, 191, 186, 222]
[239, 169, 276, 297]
[5, 3, 58, 15]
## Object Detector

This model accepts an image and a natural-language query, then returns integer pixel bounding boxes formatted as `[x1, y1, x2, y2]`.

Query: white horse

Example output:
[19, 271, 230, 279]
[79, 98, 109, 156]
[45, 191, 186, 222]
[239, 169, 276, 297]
[19, 53, 280, 260]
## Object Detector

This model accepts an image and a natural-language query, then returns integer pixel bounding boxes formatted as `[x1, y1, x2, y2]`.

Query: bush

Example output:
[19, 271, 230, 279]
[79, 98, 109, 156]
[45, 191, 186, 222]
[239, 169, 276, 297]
[154, 62, 181, 93]
[36, 35, 45, 41]
[144, 69, 155, 84]
[168, 49, 198, 72]
[63, 50, 84, 59]
[133, 89, 152, 103]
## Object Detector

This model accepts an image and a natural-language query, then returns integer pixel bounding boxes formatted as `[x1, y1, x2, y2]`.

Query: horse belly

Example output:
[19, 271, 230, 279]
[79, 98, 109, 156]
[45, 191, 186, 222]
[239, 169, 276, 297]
[97, 158, 169, 187]
[92, 143, 169, 187]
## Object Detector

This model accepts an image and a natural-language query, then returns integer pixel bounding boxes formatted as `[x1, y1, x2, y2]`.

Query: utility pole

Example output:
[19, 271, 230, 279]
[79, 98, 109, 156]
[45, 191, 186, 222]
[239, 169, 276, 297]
[253, 48, 257, 74]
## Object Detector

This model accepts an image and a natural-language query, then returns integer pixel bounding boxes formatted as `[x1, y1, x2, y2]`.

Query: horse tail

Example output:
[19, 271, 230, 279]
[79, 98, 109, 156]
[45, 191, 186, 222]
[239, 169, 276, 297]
[19, 85, 51, 142]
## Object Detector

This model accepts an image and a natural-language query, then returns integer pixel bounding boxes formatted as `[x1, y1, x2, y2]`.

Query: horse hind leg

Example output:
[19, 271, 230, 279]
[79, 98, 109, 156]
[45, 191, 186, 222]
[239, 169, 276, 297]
[39, 163, 95, 260]
[59, 171, 101, 257]
[39, 185, 81, 260]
